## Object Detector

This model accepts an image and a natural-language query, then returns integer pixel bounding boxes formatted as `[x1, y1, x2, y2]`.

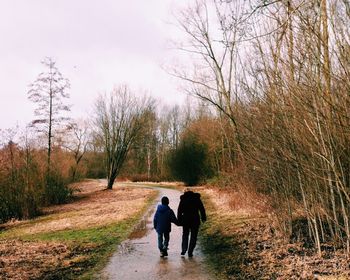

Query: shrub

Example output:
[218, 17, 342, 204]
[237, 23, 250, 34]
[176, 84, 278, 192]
[0, 144, 43, 222]
[168, 134, 213, 186]
[45, 171, 73, 205]
[84, 152, 106, 179]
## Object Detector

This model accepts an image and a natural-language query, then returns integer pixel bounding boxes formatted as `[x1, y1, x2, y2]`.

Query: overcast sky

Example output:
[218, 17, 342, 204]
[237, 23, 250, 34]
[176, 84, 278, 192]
[0, 0, 189, 129]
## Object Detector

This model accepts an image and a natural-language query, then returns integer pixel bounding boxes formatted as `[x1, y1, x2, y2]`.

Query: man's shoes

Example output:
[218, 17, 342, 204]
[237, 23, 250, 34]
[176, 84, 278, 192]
[188, 252, 193, 258]
[181, 251, 186, 257]
[163, 249, 168, 257]
[160, 249, 165, 257]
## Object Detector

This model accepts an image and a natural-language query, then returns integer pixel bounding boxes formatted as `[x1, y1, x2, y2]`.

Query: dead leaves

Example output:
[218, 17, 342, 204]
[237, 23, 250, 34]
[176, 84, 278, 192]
[0, 239, 70, 279]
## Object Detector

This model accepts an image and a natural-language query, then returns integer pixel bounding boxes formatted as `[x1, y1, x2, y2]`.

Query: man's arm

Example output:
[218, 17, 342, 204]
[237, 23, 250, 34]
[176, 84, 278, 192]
[177, 199, 184, 225]
[170, 209, 179, 226]
[199, 199, 206, 222]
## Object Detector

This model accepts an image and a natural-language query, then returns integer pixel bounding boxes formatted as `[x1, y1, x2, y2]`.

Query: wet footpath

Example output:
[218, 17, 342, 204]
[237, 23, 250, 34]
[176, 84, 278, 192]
[100, 186, 211, 280]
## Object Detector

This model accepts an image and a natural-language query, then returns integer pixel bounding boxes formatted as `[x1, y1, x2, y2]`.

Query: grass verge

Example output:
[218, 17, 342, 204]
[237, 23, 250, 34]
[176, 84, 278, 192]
[199, 188, 350, 279]
[122, 181, 184, 191]
[199, 190, 268, 280]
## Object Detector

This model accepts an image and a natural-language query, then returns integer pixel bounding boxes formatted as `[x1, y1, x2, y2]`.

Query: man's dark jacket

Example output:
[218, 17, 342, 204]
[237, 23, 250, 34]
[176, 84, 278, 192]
[153, 204, 177, 234]
[177, 191, 206, 227]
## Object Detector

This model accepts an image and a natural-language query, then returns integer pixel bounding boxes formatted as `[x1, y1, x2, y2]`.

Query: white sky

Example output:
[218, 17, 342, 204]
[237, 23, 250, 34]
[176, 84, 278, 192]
[0, 0, 190, 129]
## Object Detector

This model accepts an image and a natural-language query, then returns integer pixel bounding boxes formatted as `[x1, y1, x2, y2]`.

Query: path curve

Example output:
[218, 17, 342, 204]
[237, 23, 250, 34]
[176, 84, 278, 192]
[100, 184, 211, 280]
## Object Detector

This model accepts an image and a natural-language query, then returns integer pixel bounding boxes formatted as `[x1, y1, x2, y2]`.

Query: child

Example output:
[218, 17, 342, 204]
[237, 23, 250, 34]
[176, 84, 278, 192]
[153, 196, 178, 257]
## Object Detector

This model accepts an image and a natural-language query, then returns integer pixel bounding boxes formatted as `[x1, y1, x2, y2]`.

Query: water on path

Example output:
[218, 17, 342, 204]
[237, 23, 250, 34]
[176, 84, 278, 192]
[100, 186, 211, 280]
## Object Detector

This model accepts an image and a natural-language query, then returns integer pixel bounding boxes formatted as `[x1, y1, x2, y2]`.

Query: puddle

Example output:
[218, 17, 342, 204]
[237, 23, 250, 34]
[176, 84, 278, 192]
[129, 208, 154, 240]
[117, 241, 134, 254]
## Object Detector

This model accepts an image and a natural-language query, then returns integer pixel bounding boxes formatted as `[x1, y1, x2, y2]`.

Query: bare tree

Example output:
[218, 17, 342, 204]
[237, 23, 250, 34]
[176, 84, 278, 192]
[93, 85, 155, 189]
[172, 0, 251, 158]
[27, 57, 70, 175]
[63, 120, 91, 181]
[240, 0, 350, 254]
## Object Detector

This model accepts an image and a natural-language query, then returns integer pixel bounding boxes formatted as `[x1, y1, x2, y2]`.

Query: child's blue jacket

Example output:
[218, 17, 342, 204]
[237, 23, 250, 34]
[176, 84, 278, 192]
[153, 204, 178, 234]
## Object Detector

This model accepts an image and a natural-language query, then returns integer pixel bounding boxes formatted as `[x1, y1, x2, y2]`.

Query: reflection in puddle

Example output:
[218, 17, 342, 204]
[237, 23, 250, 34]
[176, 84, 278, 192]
[129, 205, 156, 240]
[129, 219, 148, 239]
[117, 241, 134, 254]
[156, 257, 172, 277]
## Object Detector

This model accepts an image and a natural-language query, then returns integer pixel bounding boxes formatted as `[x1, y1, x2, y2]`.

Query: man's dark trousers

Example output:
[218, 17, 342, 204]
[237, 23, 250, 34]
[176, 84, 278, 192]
[181, 224, 199, 255]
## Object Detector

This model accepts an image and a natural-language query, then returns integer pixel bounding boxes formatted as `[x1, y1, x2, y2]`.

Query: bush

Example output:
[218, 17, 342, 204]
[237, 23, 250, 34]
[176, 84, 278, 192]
[129, 173, 165, 182]
[0, 147, 43, 222]
[0, 145, 73, 223]
[45, 171, 73, 205]
[168, 134, 213, 186]
[84, 152, 106, 179]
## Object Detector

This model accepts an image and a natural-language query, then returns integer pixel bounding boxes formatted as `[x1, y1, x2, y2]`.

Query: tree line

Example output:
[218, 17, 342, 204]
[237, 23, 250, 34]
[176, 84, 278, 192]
[0, 58, 219, 223]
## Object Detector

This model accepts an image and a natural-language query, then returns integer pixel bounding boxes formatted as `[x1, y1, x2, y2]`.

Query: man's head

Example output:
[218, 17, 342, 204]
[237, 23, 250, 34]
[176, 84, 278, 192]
[161, 196, 169, 205]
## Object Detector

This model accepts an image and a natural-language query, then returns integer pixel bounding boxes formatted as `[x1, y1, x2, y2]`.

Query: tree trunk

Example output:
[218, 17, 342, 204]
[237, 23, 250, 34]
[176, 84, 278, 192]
[47, 77, 53, 177]
[321, 0, 331, 104]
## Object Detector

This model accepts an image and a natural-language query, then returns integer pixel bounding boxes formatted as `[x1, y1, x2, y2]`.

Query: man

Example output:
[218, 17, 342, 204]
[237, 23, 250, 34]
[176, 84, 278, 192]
[153, 196, 178, 257]
[177, 190, 206, 257]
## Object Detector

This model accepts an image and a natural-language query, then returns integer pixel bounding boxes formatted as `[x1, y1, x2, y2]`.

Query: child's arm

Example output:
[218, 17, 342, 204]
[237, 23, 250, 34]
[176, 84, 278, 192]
[153, 211, 158, 229]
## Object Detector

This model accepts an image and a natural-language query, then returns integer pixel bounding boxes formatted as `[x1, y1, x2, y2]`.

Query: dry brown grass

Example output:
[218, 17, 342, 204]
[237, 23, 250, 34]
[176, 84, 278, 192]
[3, 180, 155, 236]
[202, 185, 270, 219]
[0, 180, 157, 279]
[201, 185, 350, 279]
[0, 239, 71, 279]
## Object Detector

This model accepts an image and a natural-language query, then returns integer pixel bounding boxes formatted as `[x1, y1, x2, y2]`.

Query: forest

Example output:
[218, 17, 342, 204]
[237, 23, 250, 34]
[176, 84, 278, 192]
[1, 0, 350, 277]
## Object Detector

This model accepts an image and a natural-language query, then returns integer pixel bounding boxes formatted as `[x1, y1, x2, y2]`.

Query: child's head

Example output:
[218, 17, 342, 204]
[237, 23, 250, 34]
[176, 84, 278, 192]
[161, 196, 169, 205]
